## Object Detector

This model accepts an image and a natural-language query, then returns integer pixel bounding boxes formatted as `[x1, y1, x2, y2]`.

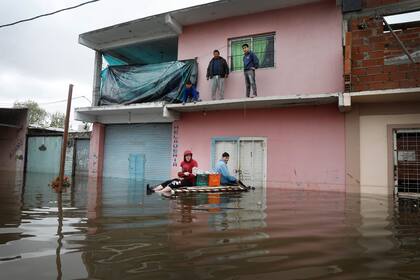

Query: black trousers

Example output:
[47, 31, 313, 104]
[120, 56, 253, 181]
[160, 178, 193, 189]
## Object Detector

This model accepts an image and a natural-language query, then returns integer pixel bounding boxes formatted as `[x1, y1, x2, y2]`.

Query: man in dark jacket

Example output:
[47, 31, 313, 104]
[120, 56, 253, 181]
[206, 50, 229, 100]
[242, 43, 259, 98]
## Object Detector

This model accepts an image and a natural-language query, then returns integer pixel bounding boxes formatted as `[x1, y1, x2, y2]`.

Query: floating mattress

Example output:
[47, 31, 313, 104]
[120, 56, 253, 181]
[172, 185, 250, 196]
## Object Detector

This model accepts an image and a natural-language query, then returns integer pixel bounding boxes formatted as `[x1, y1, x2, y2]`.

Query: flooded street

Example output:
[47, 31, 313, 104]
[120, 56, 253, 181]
[1, 172, 420, 279]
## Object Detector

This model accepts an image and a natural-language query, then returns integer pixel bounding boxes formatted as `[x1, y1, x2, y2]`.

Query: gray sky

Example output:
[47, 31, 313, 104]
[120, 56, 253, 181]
[0, 0, 215, 128]
[0, 1, 418, 129]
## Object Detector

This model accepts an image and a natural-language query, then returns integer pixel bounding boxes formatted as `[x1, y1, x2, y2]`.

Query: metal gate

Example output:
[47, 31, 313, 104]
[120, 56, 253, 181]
[103, 124, 171, 180]
[26, 136, 62, 174]
[395, 129, 420, 194]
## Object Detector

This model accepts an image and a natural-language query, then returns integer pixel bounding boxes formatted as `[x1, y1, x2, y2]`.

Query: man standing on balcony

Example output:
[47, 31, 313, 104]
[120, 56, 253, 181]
[242, 43, 259, 98]
[206, 50, 229, 100]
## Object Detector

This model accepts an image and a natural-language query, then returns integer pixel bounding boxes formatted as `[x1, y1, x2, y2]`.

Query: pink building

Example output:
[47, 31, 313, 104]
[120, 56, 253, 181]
[76, 0, 349, 192]
[0, 108, 28, 177]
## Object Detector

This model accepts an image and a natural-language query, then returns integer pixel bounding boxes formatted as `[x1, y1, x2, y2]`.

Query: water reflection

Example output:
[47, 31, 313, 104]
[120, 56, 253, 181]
[1, 172, 420, 279]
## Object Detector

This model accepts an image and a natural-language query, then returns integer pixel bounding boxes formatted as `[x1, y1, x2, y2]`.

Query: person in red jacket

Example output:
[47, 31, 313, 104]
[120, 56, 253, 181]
[147, 150, 198, 194]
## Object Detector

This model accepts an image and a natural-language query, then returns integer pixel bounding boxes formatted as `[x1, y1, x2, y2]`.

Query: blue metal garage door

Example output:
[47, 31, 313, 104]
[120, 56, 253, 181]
[103, 124, 171, 180]
[26, 136, 62, 174]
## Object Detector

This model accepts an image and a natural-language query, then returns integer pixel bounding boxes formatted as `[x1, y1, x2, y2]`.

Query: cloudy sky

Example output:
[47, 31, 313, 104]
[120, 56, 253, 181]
[0, 1, 418, 129]
[0, 0, 215, 128]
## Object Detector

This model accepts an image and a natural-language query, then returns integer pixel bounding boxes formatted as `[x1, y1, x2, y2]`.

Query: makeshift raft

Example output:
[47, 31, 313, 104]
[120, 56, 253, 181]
[172, 185, 250, 196]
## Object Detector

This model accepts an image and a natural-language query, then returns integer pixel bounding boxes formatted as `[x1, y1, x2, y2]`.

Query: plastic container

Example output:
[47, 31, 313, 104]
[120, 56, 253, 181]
[195, 174, 209, 186]
[208, 173, 221, 187]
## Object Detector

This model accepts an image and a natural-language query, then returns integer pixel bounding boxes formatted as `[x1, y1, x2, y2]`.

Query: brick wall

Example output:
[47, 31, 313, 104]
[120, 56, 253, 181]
[349, 16, 420, 91]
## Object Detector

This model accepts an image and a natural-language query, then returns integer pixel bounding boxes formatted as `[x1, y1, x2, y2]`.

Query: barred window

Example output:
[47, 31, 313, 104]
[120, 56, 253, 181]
[229, 33, 275, 71]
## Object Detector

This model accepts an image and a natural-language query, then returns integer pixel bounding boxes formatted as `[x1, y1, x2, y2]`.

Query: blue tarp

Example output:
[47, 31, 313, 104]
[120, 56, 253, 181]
[100, 59, 197, 105]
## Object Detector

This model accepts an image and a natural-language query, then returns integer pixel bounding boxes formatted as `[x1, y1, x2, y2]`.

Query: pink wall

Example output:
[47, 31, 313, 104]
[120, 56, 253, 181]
[172, 105, 346, 192]
[88, 122, 105, 179]
[0, 110, 28, 173]
[178, 0, 343, 100]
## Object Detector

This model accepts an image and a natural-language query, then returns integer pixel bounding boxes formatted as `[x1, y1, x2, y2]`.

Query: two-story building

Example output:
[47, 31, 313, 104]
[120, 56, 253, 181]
[341, 0, 420, 197]
[76, 0, 346, 191]
[76, 0, 420, 196]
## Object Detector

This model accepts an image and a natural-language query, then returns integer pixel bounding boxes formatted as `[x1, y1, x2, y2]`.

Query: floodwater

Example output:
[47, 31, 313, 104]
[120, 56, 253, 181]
[1, 172, 420, 279]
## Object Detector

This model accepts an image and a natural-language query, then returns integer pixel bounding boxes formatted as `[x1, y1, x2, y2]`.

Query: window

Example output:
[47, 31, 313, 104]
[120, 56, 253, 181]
[229, 33, 275, 71]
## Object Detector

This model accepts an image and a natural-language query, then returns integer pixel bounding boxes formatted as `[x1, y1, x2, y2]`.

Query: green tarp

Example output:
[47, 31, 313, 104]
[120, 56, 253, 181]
[100, 59, 197, 105]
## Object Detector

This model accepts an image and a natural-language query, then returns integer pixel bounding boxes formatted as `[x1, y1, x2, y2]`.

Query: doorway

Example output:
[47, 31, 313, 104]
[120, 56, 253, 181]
[394, 129, 420, 194]
[212, 137, 267, 188]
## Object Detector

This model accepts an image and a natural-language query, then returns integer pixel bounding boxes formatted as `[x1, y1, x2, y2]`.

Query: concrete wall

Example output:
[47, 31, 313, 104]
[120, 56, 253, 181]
[0, 109, 28, 173]
[178, 0, 343, 100]
[65, 139, 74, 176]
[360, 113, 420, 195]
[345, 102, 420, 195]
[88, 123, 105, 179]
[172, 105, 346, 191]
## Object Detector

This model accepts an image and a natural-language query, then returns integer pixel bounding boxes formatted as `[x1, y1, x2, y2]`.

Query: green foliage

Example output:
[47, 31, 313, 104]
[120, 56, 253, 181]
[49, 112, 65, 128]
[13, 100, 48, 127]
[13, 100, 66, 128]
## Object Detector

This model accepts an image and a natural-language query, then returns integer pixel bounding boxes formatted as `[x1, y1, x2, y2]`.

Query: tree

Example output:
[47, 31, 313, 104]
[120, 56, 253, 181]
[49, 112, 65, 128]
[14, 100, 48, 127]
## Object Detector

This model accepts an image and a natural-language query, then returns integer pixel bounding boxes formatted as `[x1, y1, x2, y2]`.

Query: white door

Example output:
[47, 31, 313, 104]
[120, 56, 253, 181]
[211, 137, 267, 230]
[213, 138, 266, 187]
[214, 140, 238, 178]
[239, 139, 265, 188]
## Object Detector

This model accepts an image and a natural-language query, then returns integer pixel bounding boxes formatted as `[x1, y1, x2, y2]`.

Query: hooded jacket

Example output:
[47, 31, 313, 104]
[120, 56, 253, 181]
[178, 150, 198, 184]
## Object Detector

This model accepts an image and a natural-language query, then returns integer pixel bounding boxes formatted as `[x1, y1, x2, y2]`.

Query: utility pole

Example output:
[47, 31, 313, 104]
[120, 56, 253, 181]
[58, 84, 73, 192]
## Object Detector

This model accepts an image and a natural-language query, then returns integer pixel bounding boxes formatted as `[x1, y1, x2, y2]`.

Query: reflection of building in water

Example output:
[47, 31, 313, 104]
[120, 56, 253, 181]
[394, 198, 420, 260]
[82, 177, 173, 279]
[0, 171, 24, 244]
[170, 187, 267, 231]
[357, 194, 401, 278]
[22, 172, 86, 209]
[208, 188, 267, 231]
[0, 172, 89, 279]
[167, 189, 269, 260]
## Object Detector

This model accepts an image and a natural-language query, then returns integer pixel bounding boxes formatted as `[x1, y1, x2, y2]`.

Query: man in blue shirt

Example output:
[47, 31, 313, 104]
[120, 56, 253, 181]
[182, 80, 200, 105]
[214, 152, 238, 186]
[242, 43, 259, 98]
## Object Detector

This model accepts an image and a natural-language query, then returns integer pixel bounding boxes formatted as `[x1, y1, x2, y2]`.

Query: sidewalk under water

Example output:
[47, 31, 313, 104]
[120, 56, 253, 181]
[0, 172, 419, 279]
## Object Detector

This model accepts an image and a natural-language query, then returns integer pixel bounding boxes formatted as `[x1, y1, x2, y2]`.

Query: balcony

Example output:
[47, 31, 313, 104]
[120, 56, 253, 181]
[75, 92, 342, 124]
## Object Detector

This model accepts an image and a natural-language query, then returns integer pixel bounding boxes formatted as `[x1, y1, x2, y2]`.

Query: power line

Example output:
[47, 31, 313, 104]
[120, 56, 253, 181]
[39, 96, 92, 105]
[0, 96, 92, 107]
[0, 0, 100, 29]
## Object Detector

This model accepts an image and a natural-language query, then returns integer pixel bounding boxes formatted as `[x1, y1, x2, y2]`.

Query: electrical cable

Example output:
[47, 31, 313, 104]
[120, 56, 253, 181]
[39, 96, 91, 105]
[0, 0, 100, 29]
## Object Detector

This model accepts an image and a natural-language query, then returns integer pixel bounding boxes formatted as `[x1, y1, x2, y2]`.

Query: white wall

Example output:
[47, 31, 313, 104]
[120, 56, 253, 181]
[360, 114, 420, 195]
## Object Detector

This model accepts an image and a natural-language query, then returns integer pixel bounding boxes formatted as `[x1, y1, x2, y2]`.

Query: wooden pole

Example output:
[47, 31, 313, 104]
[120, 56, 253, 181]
[58, 84, 73, 192]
